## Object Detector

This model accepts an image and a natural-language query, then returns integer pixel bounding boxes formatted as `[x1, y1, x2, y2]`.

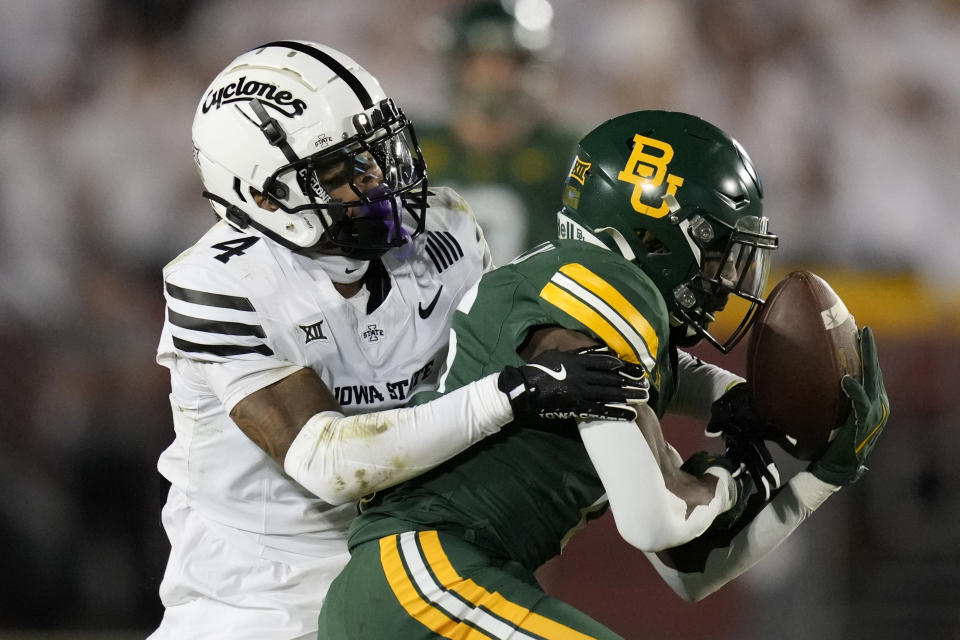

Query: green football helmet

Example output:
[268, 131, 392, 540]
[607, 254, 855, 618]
[558, 110, 779, 353]
[452, 0, 554, 59]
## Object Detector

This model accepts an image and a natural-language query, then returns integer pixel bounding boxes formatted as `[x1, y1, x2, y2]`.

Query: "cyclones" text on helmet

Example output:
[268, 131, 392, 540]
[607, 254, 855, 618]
[192, 40, 428, 261]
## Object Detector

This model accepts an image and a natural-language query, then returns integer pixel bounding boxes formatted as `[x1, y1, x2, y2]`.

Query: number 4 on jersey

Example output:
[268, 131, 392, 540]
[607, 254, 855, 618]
[212, 237, 260, 263]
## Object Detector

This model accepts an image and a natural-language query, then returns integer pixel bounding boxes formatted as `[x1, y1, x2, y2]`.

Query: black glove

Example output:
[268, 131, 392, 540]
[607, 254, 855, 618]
[808, 327, 890, 486]
[498, 346, 649, 422]
[705, 383, 776, 441]
[725, 432, 781, 502]
[706, 384, 781, 501]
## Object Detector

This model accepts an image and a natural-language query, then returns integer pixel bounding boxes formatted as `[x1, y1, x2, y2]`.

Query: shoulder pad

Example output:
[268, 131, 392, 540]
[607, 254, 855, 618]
[520, 242, 671, 375]
[162, 242, 277, 363]
[425, 186, 473, 219]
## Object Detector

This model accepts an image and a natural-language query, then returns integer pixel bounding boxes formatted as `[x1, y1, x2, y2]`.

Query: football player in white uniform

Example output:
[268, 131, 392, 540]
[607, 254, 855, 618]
[149, 41, 647, 640]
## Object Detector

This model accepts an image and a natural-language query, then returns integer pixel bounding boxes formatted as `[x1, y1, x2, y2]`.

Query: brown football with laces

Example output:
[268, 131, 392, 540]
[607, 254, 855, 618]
[746, 270, 862, 460]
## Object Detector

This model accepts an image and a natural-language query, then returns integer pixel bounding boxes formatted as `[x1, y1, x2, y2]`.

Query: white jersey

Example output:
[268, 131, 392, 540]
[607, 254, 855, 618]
[155, 186, 491, 557]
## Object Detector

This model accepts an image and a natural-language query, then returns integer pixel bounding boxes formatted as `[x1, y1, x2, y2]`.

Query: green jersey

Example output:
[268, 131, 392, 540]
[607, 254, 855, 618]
[348, 240, 678, 571]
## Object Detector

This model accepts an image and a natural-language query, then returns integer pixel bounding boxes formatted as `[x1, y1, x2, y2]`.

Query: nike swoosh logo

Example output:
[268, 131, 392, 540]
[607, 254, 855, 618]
[418, 285, 444, 319]
[527, 363, 567, 381]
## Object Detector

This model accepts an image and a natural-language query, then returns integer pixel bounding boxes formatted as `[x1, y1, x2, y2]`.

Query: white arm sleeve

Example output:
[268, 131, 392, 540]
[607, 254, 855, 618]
[668, 351, 745, 420]
[577, 418, 736, 552]
[645, 471, 840, 602]
[284, 373, 511, 505]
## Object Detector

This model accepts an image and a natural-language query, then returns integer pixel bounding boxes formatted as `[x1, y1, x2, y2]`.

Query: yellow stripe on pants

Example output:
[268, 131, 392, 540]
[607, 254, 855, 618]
[381, 531, 598, 640]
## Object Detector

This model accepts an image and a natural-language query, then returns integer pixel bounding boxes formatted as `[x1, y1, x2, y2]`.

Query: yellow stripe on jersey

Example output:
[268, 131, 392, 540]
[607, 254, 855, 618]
[540, 282, 640, 367]
[417, 531, 598, 640]
[539, 263, 659, 373]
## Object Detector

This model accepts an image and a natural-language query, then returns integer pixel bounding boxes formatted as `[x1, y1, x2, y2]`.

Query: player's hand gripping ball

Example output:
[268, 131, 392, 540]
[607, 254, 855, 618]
[808, 326, 889, 485]
[746, 271, 862, 460]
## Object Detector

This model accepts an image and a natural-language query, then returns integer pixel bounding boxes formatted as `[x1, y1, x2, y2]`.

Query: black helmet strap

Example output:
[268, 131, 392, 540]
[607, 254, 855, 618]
[247, 98, 301, 164]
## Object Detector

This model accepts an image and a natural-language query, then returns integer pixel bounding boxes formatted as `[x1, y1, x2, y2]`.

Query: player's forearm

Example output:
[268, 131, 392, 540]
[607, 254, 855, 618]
[667, 351, 745, 420]
[577, 417, 737, 551]
[284, 373, 511, 504]
[647, 471, 839, 602]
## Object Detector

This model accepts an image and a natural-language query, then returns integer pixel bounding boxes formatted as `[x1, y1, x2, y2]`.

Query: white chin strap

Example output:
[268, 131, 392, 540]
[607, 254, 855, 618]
[315, 254, 370, 284]
[594, 226, 637, 262]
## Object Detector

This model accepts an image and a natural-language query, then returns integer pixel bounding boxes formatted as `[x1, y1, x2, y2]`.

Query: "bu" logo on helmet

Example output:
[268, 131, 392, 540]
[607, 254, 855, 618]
[617, 134, 685, 218]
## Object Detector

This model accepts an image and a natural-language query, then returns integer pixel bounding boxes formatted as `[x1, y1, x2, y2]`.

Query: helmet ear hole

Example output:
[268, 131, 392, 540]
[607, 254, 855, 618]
[636, 229, 670, 255]
[247, 187, 281, 213]
[263, 179, 289, 201]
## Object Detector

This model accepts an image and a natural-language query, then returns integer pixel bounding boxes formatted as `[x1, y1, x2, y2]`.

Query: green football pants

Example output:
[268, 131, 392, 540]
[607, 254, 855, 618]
[317, 530, 624, 639]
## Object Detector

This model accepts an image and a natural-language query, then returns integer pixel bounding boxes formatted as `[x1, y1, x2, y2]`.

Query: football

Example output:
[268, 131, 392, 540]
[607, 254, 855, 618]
[746, 271, 862, 460]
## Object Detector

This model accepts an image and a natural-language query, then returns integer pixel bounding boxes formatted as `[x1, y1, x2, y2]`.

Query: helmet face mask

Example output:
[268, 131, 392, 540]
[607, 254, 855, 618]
[192, 41, 427, 260]
[670, 213, 777, 350]
[262, 102, 426, 259]
[557, 110, 779, 353]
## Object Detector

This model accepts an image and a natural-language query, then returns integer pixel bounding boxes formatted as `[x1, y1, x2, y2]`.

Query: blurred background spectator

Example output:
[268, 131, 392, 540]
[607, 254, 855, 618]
[415, 0, 578, 264]
[0, 0, 958, 638]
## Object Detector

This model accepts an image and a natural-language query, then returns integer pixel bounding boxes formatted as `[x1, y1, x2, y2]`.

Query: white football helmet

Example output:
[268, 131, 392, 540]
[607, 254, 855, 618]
[192, 40, 427, 259]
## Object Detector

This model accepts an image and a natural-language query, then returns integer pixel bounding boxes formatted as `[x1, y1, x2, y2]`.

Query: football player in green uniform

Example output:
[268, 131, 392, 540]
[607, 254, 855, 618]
[416, 0, 579, 264]
[316, 111, 890, 639]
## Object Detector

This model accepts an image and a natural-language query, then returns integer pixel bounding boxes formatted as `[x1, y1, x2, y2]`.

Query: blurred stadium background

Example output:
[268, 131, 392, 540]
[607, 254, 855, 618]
[1, 0, 958, 638]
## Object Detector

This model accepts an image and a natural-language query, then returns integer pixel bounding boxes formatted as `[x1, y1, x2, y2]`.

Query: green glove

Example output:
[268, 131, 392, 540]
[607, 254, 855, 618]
[808, 327, 890, 486]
